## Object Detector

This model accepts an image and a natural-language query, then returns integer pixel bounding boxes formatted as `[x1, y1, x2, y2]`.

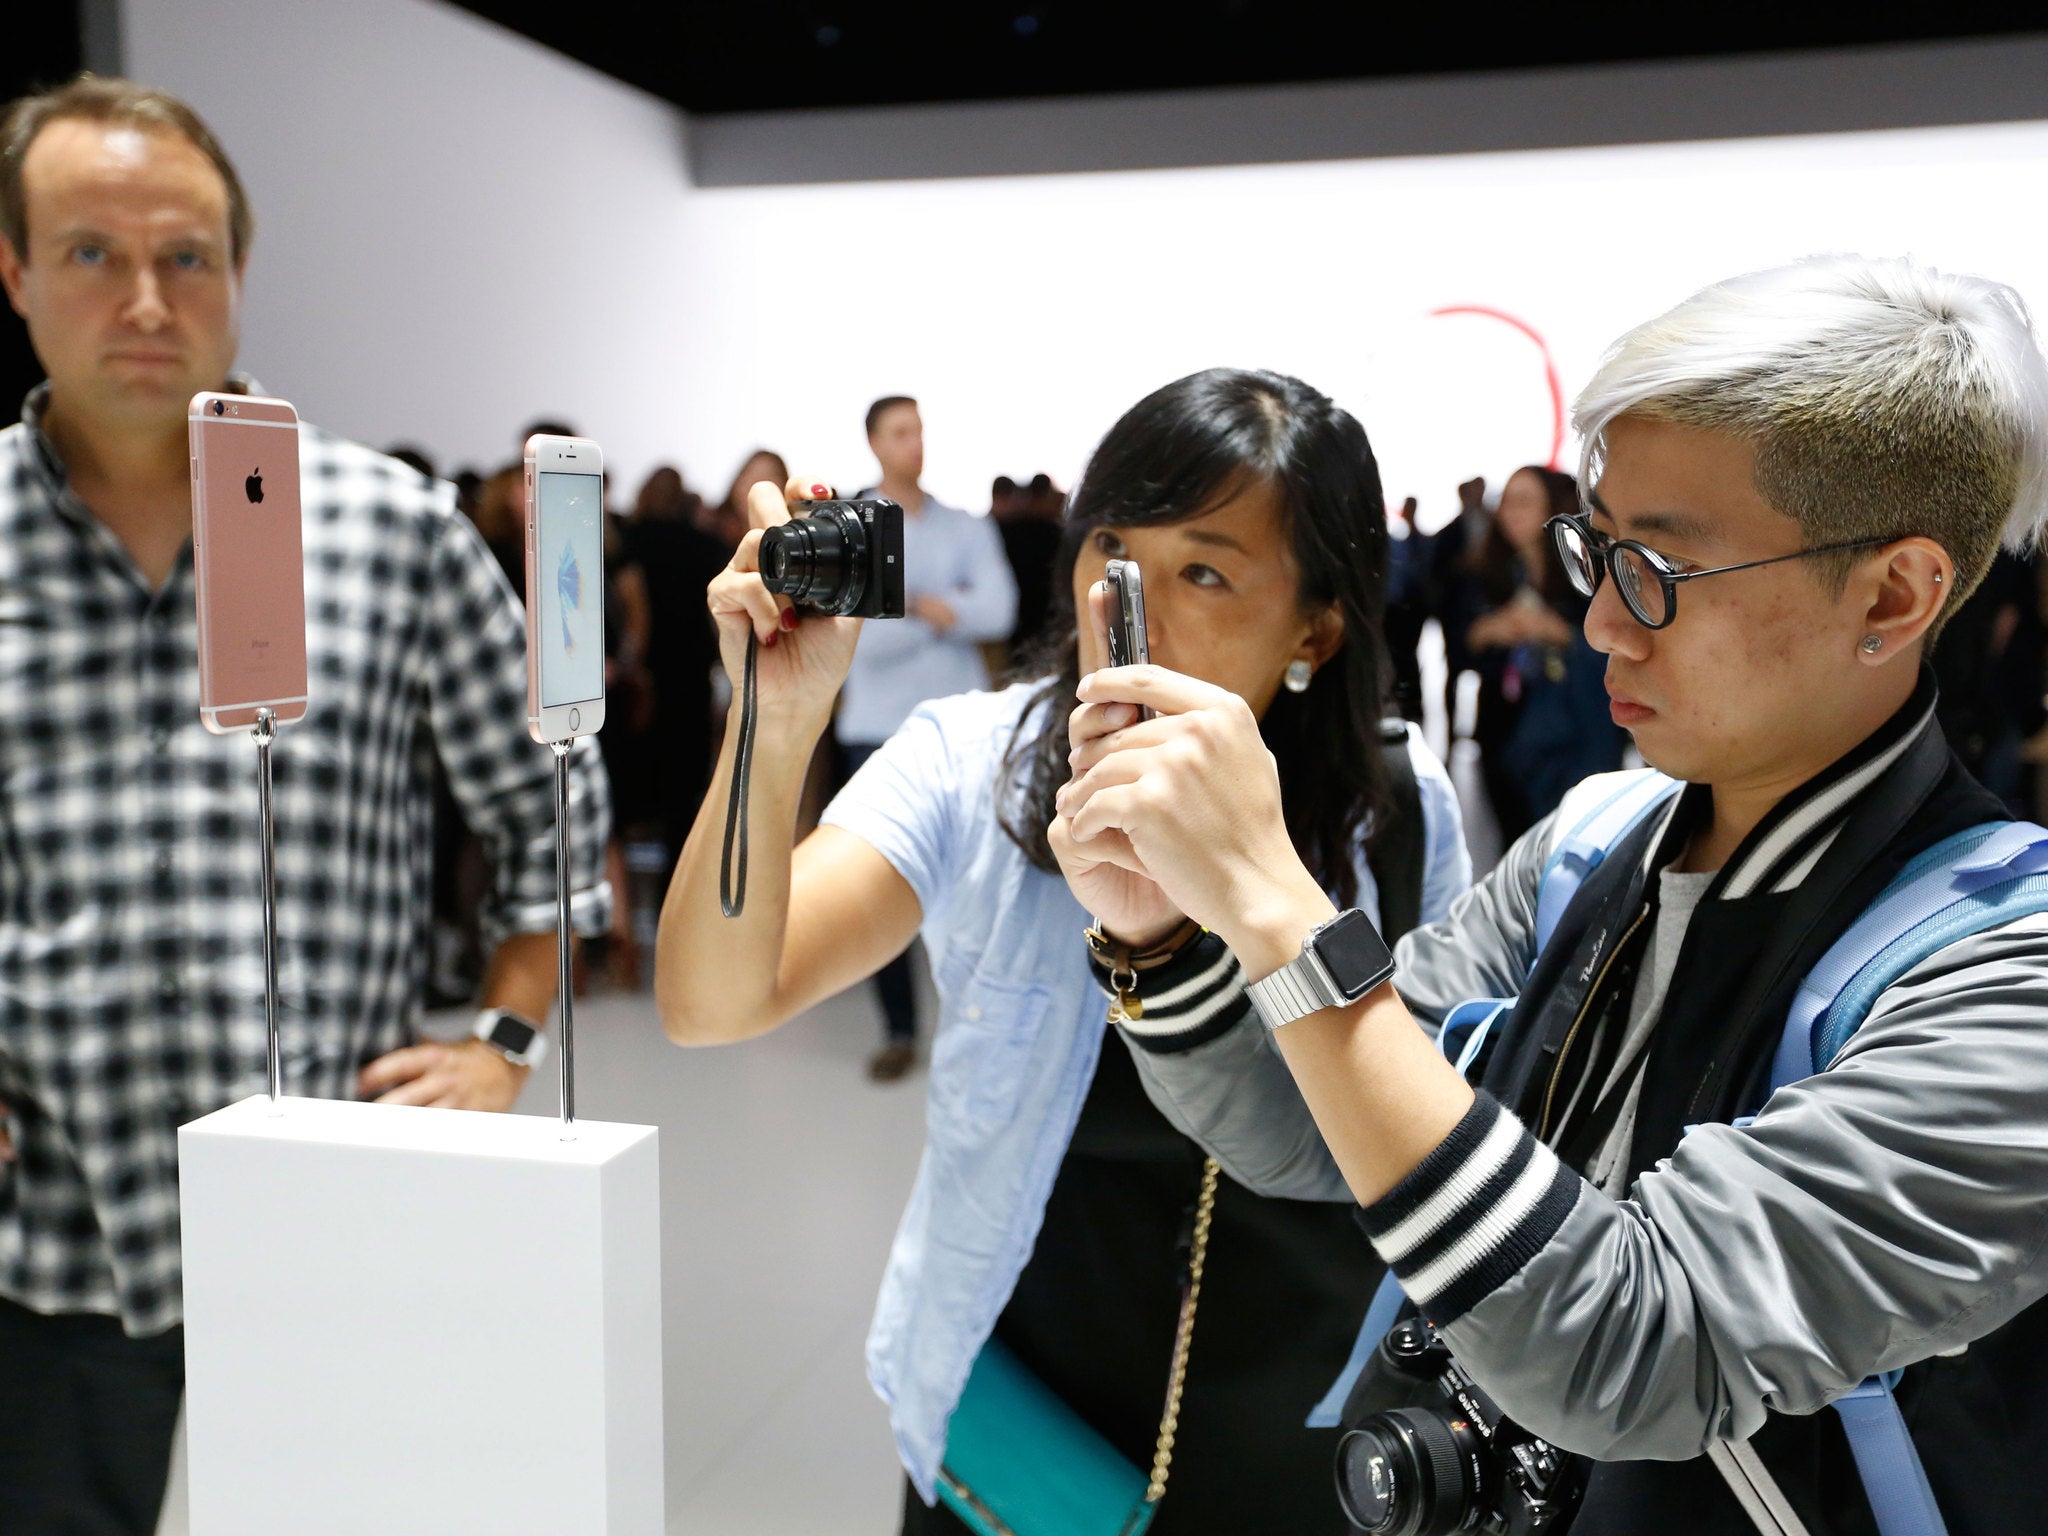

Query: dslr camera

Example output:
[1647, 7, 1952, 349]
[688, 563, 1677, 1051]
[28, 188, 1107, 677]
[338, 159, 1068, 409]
[1336, 1315, 1584, 1535]
[758, 498, 906, 619]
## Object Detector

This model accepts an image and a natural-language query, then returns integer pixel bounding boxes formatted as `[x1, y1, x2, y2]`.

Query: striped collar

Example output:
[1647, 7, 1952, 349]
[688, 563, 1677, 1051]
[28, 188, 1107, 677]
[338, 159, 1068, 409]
[1654, 668, 1941, 902]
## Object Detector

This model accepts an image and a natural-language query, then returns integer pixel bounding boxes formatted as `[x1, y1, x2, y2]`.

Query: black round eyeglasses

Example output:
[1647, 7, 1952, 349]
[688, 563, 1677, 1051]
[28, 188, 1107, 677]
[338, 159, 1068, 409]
[1546, 512, 1891, 630]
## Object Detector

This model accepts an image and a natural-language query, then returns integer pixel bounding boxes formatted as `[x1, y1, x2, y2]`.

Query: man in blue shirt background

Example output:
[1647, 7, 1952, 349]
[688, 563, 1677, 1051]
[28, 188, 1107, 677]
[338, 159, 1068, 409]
[842, 394, 1017, 1080]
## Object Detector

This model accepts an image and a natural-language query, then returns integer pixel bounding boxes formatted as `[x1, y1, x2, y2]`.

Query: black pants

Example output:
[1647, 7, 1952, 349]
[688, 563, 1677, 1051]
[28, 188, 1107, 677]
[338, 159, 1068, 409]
[0, 1295, 184, 1535]
[843, 741, 917, 1043]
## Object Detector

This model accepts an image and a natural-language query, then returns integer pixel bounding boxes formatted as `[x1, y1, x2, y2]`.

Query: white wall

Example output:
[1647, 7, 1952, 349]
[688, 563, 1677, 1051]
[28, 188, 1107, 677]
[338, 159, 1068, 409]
[120, 3, 2048, 526]
[121, 0, 692, 485]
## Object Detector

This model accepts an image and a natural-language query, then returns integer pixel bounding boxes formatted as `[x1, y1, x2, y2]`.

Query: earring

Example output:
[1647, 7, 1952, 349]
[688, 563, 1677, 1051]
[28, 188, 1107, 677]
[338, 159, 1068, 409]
[1860, 635, 1884, 655]
[1283, 660, 1313, 693]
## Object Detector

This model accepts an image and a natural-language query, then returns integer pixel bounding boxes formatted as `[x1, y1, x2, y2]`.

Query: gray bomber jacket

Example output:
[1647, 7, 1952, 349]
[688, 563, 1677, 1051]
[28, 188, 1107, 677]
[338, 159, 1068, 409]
[1124, 748, 2048, 1480]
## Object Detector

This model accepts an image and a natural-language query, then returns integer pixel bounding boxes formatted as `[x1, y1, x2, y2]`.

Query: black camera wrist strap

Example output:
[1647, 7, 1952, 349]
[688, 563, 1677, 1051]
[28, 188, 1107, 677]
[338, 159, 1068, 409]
[719, 632, 760, 919]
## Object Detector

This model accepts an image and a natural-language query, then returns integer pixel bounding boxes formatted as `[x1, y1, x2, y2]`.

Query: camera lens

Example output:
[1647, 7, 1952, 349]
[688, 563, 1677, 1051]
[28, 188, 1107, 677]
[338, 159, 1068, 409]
[759, 505, 870, 616]
[1336, 1408, 1483, 1536]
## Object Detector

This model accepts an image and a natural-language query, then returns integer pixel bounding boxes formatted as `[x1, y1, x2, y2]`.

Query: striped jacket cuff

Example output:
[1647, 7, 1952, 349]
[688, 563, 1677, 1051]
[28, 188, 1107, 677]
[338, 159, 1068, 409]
[1092, 930, 1252, 1054]
[1357, 1093, 1583, 1326]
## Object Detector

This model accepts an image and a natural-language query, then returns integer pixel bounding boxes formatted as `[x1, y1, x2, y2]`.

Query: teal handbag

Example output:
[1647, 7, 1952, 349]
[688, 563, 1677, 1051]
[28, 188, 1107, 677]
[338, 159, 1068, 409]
[936, 1158, 1219, 1536]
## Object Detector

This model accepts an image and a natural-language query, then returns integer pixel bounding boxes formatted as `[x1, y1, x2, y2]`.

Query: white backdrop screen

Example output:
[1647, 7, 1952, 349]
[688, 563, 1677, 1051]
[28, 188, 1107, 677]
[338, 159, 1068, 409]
[672, 120, 2048, 527]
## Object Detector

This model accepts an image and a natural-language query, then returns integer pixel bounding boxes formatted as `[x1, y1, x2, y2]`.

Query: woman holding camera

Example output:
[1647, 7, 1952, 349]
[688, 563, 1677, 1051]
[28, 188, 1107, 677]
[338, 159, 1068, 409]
[654, 368, 1468, 1533]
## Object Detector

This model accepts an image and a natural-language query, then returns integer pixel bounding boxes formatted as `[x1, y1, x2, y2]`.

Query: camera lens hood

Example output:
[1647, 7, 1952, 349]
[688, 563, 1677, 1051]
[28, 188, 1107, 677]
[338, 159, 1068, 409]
[1336, 1407, 1479, 1536]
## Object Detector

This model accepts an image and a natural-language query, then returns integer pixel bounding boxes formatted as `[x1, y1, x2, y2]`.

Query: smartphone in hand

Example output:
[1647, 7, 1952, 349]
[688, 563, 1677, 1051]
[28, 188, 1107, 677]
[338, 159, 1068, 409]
[524, 434, 608, 744]
[1102, 557, 1154, 721]
[189, 392, 309, 733]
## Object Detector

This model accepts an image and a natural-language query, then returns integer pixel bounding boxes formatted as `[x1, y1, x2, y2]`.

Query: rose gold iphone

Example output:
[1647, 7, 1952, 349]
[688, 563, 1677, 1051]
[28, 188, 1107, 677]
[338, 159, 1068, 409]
[524, 434, 607, 743]
[189, 392, 309, 733]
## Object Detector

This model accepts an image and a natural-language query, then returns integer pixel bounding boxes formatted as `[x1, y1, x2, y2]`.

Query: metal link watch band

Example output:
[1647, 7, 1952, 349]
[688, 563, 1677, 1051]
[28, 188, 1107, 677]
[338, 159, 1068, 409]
[1247, 944, 1343, 1030]
[1246, 908, 1397, 1030]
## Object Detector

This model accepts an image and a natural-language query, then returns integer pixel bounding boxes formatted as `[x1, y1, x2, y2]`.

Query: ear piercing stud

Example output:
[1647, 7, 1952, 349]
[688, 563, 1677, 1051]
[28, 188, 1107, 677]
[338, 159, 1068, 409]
[1283, 660, 1312, 693]
[1860, 635, 1884, 655]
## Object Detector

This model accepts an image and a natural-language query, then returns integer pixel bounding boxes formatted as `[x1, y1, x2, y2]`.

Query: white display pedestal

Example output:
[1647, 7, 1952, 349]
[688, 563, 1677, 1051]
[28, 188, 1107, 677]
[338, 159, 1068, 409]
[179, 1095, 663, 1536]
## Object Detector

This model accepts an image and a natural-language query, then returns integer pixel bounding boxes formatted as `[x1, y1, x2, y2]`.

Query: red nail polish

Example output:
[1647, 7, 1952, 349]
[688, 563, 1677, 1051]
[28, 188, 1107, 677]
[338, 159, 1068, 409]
[811, 483, 829, 498]
[763, 630, 779, 649]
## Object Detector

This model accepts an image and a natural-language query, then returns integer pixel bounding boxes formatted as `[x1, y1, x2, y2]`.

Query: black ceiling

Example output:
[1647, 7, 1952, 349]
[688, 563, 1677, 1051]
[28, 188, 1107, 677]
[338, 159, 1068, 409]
[452, 3, 2047, 115]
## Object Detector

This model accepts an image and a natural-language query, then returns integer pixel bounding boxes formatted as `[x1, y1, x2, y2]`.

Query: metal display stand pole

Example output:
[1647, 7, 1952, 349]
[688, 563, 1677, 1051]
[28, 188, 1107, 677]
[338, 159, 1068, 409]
[553, 742, 576, 1136]
[254, 708, 282, 1108]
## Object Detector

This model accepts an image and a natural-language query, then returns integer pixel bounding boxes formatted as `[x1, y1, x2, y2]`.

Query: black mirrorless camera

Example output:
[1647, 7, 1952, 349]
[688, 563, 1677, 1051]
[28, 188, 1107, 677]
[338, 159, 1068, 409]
[758, 498, 906, 618]
[1337, 1316, 1585, 1535]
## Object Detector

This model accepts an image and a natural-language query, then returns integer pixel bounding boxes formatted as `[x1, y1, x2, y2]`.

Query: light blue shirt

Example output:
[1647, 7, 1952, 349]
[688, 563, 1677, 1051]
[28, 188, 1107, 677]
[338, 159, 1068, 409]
[834, 494, 1017, 745]
[820, 684, 1472, 1497]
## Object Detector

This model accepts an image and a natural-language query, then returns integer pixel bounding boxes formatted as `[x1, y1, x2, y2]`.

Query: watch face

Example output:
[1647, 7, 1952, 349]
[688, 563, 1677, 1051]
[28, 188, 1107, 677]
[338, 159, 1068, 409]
[488, 1014, 539, 1056]
[1313, 911, 1396, 1000]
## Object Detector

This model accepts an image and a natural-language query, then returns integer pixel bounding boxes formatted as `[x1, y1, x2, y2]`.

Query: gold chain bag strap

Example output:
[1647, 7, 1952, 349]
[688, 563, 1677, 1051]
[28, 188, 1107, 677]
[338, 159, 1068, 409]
[1147, 1154, 1220, 1505]
[1084, 919, 1220, 1502]
[1084, 915, 1220, 1507]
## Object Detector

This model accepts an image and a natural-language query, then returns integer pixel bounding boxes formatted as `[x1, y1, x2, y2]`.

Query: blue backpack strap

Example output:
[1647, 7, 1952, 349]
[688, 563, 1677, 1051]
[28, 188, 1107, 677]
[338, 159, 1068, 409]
[1772, 821, 2048, 1094]
[1438, 997, 1516, 1083]
[1307, 1269, 1409, 1429]
[1832, 1376, 1951, 1536]
[1756, 818, 2048, 1536]
[1434, 774, 1676, 1089]
[1535, 771, 1682, 951]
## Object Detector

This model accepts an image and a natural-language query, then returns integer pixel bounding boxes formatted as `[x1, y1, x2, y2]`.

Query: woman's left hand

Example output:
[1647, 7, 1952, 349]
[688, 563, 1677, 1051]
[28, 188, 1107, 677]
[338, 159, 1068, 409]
[1055, 666, 1326, 948]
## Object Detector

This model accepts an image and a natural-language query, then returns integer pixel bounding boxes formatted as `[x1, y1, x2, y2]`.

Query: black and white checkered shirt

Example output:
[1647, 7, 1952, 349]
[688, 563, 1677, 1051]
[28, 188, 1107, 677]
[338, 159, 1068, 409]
[0, 384, 612, 1336]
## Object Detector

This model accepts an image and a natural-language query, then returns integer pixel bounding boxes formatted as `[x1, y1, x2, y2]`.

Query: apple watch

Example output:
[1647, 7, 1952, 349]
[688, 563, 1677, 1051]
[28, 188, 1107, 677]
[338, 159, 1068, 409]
[1246, 908, 1397, 1030]
[472, 1007, 548, 1068]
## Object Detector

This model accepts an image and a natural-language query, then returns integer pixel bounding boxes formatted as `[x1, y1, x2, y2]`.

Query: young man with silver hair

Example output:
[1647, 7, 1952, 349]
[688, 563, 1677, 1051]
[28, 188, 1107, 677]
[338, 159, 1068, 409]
[1055, 255, 2048, 1533]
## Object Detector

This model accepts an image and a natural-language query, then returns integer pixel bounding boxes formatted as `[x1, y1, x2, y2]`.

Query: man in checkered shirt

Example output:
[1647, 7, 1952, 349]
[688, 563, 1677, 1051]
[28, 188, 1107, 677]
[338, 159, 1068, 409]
[0, 79, 612, 1533]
